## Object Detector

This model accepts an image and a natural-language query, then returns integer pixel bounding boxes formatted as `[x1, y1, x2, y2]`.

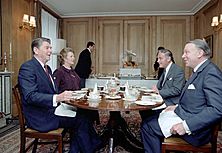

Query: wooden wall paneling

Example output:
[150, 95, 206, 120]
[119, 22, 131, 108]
[1, 0, 34, 116]
[1, 0, 12, 71]
[156, 16, 190, 70]
[150, 16, 158, 76]
[217, 30, 222, 70]
[194, 0, 221, 69]
[124, 19, 149, 75]
[91, 18, 97, 74]
[202, 3, 219, 37]
[63, 18, 93, 67]
[0, 0, 2, 65]
[98, 20, 123, 74]
[12, 0, 33, 83]
[12, 0, 34, 116]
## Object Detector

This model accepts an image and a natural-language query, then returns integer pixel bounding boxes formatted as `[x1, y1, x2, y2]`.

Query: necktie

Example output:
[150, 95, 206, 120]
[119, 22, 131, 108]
[161, 69, 166, 87]
[188, 70, 195, 80]
[44, 65, 52, 83]
[44, 65, 56, 91]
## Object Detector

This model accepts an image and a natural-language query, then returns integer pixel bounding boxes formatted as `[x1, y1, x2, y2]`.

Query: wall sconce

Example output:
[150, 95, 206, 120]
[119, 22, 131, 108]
[19, 14, 36, 31]
[211, 14, 222, 27]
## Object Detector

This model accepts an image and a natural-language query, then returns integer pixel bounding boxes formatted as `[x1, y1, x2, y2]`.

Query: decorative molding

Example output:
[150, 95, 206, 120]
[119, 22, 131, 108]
[39, 0, 210, 18]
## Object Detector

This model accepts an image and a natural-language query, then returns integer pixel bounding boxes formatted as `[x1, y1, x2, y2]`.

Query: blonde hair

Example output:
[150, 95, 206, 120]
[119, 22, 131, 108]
[58, 47, 74, 65]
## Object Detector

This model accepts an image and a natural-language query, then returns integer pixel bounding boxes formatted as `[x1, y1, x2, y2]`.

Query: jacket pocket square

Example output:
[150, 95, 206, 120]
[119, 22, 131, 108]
[188, 84, 195, 89]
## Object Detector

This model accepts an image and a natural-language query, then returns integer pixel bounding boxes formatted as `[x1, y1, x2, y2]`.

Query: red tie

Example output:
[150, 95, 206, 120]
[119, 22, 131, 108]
[44, 65, 52, 82]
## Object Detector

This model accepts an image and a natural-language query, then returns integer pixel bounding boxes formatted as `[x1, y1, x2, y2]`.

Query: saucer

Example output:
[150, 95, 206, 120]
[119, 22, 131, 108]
[74, 90, 87, 94]
[142, 95, 163, 102]
[122, 97, 137, 102]
[135, 100, 156, 106]
[87, 95, 101, 101]
[138, 88, 155, 93]
[105, 95, 121, 100]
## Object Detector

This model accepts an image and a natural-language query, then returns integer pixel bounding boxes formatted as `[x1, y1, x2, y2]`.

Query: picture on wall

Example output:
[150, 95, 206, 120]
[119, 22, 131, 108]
[204, 35, 213, 58]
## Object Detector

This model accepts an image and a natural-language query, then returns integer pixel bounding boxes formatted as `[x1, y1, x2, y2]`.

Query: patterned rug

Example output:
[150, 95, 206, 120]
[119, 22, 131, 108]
[0, 111, 222, 153]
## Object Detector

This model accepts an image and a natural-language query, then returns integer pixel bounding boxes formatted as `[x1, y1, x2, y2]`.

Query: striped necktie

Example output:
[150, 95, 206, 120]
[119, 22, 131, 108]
[44, 65, 52, 83]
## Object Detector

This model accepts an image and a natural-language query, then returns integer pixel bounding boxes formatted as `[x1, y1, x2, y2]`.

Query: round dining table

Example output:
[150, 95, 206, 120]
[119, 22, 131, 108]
[65, 92, 163, 153]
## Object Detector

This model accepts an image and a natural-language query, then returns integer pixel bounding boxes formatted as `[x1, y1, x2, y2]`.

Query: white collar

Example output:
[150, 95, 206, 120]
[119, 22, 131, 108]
[193, 59, 208, 72]
[87, 48, 91, 53]
[34, 57, 45, 69]
[165, 62, 173, 74]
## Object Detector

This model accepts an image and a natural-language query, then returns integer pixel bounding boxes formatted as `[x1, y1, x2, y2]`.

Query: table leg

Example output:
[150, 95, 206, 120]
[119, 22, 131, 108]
[100, 111, 144, 152]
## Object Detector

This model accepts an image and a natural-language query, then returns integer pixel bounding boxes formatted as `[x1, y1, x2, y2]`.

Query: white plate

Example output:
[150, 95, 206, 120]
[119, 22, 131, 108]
[122, 98, 137, 102]
[105, 95, 121, 100]
[87, 95, 101, 101]
[74, 90, 87, 94]
[135, 100, 156, 106]
[81, 88, 88, 91]
[71, 94, 85, 99]
[141, 95, 163, 102]
[97, 76, 113, 79]
[138, 88, 155, 93]
[88, 98, 101, 101]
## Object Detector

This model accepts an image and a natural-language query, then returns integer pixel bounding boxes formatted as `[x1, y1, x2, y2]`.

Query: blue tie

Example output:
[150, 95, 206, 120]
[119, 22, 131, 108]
[161, 69, 166, 87]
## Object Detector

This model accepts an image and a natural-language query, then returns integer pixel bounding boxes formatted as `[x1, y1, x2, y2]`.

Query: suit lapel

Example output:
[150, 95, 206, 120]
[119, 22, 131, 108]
[162, 63, 175, 87]
[179, 60, 210, 100]
[157, 71, 165, 88]
[32, 58, 56, 92]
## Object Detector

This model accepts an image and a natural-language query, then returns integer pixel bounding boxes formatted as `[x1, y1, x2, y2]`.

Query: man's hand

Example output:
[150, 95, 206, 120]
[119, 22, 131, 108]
[151, 85, 159, 94]
[56, 91, 73, 102]
[170, 123, 186, 135]
[164, 105, 177, 112]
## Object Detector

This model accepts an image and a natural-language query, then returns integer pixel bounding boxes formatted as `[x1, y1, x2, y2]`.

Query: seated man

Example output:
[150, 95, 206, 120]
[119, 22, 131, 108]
[141, 39, 222, 153]
[140, 48, 185, 120]
[18, 37, 101, 153]
[154, 46, 165, 79]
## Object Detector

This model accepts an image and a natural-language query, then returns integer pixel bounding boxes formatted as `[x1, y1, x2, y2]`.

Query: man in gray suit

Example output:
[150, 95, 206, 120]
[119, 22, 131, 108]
[141, 39, 222, 153]
[140, 49, 185, 120]
[152, 49, 185, 106]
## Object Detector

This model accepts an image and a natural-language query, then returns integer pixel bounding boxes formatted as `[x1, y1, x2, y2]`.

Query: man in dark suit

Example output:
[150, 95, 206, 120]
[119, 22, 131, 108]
[18, 37, 101, 153]
[140, 49, 185, 120]
[74, 41, 100, 125]
[75, 41, 95, 88]
[141, 39, 222, 153]
[154, 46, 165, 79]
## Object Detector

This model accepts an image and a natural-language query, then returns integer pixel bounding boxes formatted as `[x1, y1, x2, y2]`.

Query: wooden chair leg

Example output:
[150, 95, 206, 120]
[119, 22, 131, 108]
[20, 135, 26, 153]
[32, 138, 38, 153]
[57, 137, 63, 153]
[161, 145, 166, 153]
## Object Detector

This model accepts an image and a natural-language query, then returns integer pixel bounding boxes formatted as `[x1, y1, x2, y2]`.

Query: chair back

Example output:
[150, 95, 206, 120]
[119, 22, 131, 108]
[162, 122, 220, 153]
[13, 84, 26, 132]
[210, 123, 220, 153]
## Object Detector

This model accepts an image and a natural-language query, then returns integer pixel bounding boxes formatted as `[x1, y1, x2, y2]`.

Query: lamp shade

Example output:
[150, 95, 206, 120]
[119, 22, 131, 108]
[29, 16, 36, 27]
[23, 14, 29, 23]
[211, 16, 219, 26]
[220, 14, 222, 23]
[54, 39, 66, 54]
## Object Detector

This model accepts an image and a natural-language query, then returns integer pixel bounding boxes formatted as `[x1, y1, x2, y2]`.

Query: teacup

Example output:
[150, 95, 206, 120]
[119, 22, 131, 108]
[88, 92, 100, 99]
[97, 86, 104, 91]
[120, 86, 126, 91]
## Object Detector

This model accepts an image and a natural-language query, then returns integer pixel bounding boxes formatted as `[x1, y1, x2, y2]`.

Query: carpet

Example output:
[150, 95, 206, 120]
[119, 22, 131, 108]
[0, 111, 222, 153]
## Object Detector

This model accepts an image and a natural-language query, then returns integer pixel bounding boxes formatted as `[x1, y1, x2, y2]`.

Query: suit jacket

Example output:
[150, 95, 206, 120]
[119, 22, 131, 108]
[75, 48, 92, 78]
[18, 57, 59, 132]
[157, 63, 185, 106]
[175, 60, 222, 146]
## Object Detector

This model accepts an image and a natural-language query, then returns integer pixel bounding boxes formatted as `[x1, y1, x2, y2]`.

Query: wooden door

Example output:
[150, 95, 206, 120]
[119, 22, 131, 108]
[124, 19, 150, 75]
[63, 18, 93, 67]
[98, 20, 123, 74]
[156, 16, 191, 68]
